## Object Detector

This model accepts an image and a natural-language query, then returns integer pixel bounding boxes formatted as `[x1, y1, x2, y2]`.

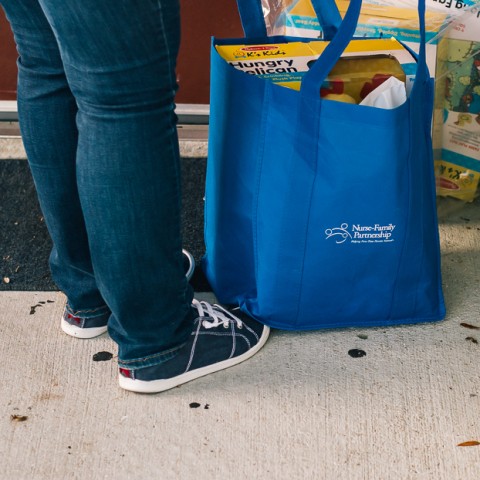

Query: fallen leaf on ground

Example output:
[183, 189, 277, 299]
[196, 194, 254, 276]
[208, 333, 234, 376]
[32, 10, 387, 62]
[457, 441, 480, 447]
[460, 323, 480, 330]
[10, 415, 28, 422]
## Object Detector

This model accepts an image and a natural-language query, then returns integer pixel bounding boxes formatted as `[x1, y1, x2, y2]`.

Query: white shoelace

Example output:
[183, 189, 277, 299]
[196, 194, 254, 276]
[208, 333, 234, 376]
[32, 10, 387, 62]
[184, 300, 243, 371]
[192, 299, 243, 329]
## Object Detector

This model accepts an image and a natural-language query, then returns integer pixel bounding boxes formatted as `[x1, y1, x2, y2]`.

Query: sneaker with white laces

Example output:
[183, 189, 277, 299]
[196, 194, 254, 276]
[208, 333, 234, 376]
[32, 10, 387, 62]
[118, 299, 270, 393]
[61, 249, 196, 339]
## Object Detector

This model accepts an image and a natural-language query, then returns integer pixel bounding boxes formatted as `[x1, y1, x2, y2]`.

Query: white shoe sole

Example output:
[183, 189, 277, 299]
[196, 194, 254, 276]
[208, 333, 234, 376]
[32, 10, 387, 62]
[119, 326, 270, 393]
[61, 319, 108, 339]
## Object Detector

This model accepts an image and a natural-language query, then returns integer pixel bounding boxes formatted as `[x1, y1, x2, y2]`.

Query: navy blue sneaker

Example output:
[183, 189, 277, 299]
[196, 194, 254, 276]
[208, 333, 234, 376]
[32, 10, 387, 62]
[61, 249, 196, 339]
[118, 299, 270, 393]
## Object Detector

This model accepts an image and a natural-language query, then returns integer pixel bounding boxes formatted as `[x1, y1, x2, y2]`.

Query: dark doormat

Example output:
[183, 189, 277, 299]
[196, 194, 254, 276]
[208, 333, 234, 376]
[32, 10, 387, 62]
[0, 158, 211, 292]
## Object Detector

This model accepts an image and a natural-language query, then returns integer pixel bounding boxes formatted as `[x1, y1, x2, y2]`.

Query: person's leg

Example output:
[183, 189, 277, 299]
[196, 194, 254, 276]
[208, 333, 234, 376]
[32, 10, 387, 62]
[1, 0, 111, 329]
[25, 0, 195, 361]
[1, 0, 270, 393]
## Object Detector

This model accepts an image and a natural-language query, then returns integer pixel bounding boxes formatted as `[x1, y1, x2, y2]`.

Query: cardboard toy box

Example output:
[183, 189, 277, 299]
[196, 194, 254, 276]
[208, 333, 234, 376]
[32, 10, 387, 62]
[272, 0, 450, 85]
[217, 37, 412, 100]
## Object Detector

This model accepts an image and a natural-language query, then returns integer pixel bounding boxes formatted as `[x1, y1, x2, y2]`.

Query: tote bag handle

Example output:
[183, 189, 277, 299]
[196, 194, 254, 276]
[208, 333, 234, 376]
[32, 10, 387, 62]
[301, 0, 429, 99]
[236, 0, 342, 40]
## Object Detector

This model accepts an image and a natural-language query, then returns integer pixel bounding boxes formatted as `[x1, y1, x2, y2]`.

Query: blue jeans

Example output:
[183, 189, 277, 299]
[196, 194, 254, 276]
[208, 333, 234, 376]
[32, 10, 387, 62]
[0, 0, 195, 367]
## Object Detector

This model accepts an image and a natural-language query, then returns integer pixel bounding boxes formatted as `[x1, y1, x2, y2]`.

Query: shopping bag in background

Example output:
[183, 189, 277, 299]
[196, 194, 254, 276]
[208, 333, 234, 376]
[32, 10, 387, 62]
[433, 8, 480, 202]
[203, 0, 445, 330]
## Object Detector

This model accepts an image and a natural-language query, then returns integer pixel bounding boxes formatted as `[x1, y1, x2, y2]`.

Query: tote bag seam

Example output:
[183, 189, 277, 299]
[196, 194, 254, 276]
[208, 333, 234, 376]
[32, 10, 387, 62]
[424, 80, 445, 315]
[412, 79, 440, 316]
[203, 43, 222, 272]
[293, 99, 321, 326]
[387, 101, 414, 321]
[252, 81, 271, 295]
[412, 225, 425, 315]
[412, 92, 427, 316]
[413, 86, 434, 315]
[387, 79, 433, 320]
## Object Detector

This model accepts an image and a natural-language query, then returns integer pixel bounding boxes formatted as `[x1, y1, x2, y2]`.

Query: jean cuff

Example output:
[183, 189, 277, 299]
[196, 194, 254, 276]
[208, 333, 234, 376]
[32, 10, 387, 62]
[66, 303, 110, 319]
[117, 342, 186, 370]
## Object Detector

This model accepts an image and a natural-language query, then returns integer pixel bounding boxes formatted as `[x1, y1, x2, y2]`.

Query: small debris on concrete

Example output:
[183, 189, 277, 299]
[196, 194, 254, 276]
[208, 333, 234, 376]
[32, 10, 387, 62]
[30, 304, 43, 315]
[204, 404, 210, 410]
[348, 349, 367, 358]
[466, 337, 478, 344]
[189, 402, 201, 409]
[460, 323, 480, 330]
[10, 414, 28, 422]
[92, 351, 113, 362]
[357, 334, 368, 340]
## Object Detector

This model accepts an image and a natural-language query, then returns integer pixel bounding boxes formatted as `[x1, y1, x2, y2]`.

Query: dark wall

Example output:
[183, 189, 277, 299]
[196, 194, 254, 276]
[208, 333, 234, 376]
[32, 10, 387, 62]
[0, 8, 18, 100]
[177, 0, 244, 103]
[0, 0, 244, 104]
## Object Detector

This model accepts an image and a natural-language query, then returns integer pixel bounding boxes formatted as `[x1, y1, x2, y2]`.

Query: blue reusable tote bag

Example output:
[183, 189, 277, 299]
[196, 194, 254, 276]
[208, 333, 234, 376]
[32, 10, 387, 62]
[203, 0, 446, 330]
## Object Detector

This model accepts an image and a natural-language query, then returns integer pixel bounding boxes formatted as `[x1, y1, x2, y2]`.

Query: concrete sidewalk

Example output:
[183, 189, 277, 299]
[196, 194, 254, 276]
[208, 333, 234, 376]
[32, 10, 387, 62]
[1, 197, 479, 480]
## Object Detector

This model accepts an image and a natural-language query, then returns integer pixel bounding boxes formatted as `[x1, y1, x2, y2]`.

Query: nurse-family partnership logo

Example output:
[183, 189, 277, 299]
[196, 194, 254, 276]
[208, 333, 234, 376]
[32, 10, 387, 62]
[325, 223, 396, 244]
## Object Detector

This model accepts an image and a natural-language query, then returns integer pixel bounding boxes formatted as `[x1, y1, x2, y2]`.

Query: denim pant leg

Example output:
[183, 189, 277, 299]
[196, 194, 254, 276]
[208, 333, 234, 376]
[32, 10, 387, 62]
[1, 0, 109, 322]
[2, 0, 195, 365]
